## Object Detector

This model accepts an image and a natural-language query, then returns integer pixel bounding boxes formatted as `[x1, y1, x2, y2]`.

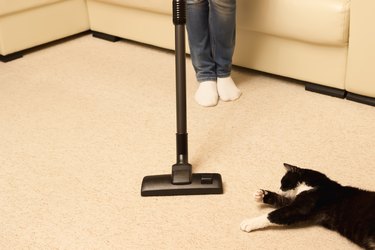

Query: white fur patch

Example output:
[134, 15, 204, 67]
[280, 182, 314, 199]
[240, 214, 276, 232]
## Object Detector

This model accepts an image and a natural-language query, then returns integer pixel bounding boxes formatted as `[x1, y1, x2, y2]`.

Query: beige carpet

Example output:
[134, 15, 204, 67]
[1, 34, 374, 250]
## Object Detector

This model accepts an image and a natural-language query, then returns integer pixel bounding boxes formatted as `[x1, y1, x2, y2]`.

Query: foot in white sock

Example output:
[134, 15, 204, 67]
[194, 81, 218, 107]
[217, 76, 241, 102]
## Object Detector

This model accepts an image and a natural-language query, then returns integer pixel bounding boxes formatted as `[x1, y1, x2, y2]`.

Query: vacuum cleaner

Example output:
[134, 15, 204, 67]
[141, 0, 223, 196]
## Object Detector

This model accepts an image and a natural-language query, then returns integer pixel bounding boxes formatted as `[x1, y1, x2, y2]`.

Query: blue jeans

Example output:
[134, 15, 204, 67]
[186, 0, 236, 82]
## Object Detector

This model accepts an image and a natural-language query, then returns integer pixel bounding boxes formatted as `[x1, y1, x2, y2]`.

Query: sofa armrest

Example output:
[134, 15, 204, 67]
[345, 0, 375, 98]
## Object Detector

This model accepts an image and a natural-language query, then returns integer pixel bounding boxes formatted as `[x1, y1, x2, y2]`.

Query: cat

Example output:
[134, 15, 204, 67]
[240, 163, 375, 250]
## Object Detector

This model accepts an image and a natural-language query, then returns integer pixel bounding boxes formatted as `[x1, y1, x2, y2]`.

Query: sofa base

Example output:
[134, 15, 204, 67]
[0, 52, 23, 63]
[92, 31, 120, 42]
[305, 82, 346, 98]
[1, 31, 90, 63]
[346, 92, 375, 106]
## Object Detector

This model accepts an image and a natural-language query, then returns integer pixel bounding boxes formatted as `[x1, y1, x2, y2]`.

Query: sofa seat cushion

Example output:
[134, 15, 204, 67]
[92, 0, 170, 15]
[0, 0, 64, 16]
[237, 0, 350, 46]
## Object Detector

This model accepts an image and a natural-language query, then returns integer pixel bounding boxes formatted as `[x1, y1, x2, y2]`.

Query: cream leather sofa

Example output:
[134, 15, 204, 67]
[1, 0, 374, 106]
[0, 0, 89, 61]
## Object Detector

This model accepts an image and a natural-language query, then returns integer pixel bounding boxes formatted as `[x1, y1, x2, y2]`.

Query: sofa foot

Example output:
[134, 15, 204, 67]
[346, 92, 375, 107]
[305, 82, 346, 98]
[92, 31, 121, 42]
[0, 52, 23, 63]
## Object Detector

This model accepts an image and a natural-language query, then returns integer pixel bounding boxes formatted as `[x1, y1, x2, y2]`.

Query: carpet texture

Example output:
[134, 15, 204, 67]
[0, 34, 374, 249]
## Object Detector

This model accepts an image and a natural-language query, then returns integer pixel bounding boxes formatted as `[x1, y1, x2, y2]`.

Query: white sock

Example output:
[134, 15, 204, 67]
[217, 76, 242, 102]
[194, 80, 218, 107]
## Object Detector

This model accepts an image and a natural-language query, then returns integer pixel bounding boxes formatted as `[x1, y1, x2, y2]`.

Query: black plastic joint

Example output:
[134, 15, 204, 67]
[173, 0, 186, 25]
[172, 163, 192, 184]
[176, 133, 188, 157]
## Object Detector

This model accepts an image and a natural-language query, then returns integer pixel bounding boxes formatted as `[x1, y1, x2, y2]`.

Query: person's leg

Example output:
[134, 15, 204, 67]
[209, 0, 241, 101]
[187, 0, 216, 82]
[187, 0, 218, 107]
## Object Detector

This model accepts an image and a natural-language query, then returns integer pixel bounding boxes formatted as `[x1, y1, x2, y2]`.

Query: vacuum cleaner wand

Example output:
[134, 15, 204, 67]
[172, 0, 192, 185]
[141, 0, 223, 196]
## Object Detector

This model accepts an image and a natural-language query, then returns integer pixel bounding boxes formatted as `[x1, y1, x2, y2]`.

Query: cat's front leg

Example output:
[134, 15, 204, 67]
[267, 197, 315, 226]
[254, 189, 293, 208]
[240, 202, 310, 233]
[240, 189, 295, 233]
[240, 189, 283, 233]
[240, 214, 278, 232]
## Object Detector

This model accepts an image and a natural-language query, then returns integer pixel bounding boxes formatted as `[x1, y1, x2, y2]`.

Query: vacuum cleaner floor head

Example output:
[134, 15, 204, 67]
[141, 173, 223, 196]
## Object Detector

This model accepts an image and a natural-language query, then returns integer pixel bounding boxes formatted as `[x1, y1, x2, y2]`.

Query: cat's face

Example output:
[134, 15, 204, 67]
[280, 163, 301, 191]
[280, 171, 300, 191]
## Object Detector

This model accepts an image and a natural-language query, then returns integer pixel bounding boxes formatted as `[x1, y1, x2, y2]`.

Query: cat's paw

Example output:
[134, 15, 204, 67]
[254, 189, 268, 203]
[241, 216, 270, 232]
[241, 215, 276, 233]
[240, 218, 256, 233]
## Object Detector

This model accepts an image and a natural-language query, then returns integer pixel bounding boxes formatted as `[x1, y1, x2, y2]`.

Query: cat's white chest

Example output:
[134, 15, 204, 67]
[282, 182, 314, 199]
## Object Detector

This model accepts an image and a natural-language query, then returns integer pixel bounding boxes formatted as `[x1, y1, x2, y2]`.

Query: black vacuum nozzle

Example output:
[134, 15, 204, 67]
[141, 132, 223, 196]
[141, 173, 223, 196]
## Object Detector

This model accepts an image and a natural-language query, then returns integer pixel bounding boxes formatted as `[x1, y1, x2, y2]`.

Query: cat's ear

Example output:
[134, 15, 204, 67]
[283, 163, 299, 172]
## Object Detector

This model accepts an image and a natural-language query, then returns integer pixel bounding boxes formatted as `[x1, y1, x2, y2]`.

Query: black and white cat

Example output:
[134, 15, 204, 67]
[240, 163, 375, 250]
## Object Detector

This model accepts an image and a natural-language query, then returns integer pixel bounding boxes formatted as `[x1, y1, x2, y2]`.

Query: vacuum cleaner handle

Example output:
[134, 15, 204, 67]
[173, 0, 189, 164]
[173, 0, 187, 135]
[172, 0, 192, 184]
